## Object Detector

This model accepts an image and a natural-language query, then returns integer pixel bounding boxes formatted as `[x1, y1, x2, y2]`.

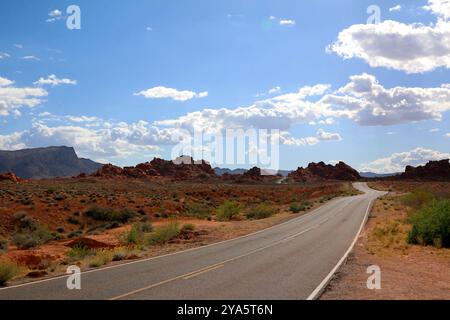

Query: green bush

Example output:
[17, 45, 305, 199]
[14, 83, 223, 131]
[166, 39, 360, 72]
[88, 249, 113, 268]
[401, 189, 436, 210]
[216, 201, 241, 221]
[147, 222, 180, 245]
[67, 244, 92, 260]
[185, 203, 211, 219]
[12, 225, 54, 249]
[290, 202, 306, 213]
[181, 223, 195, 232]
[85, 206, 137, 223]
[407, 200, 450, 248]
[245, 203, 276, 220]
[0, 259, 19, 286]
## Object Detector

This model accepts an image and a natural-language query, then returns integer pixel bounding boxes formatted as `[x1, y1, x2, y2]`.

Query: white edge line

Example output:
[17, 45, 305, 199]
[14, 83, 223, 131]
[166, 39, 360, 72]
[0, 195, 352, 291]
[306, 188, 384, 300]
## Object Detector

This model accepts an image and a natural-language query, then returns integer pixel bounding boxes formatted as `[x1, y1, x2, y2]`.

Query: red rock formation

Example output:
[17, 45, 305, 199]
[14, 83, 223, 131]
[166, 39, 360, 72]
[0, 172, 21, 183]
[90, 156, 215, 180]
[288, 161, 360, 182]
[400, 159, 450, 180]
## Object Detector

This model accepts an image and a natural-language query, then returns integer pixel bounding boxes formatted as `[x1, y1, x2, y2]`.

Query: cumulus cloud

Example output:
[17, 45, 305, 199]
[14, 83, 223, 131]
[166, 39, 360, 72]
[134, 86, 208, 101]
[281, 129, 342, 146]
[34, 74, 77, 87]
[446, 133, 450, 137]
[0, 76, 47, 117]
[360, 147, 450, 173]
[0, 118, 186, 161]
[155, 83, 333, 134]
[328, 0, 450, 73]
[320, 73, 450, 125]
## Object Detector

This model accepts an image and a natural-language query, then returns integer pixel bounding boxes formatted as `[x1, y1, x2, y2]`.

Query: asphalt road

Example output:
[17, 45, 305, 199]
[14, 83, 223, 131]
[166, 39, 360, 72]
[0, 182, 384, 300]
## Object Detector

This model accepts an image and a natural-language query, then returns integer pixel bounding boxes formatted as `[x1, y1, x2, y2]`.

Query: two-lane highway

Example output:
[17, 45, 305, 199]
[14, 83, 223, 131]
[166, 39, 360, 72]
[0, 182, 385, 300]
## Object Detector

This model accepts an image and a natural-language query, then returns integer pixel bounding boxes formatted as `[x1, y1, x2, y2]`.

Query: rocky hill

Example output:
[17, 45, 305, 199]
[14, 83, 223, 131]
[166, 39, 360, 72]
[91, 156, 216, 180]
[399, 159, 450, 180]
[288, 161, 361, 182]
[0, 146, 103, 179]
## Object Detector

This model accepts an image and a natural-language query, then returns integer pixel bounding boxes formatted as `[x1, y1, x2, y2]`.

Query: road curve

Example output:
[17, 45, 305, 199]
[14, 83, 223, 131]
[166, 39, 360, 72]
[0, 182, 384, 300]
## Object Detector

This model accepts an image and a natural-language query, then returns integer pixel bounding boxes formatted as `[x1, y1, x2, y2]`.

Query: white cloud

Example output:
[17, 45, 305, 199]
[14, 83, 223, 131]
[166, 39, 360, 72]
[34, 74, 77, 87]
[0, 52, 10, 59]
[320, 73, 450, 125]
[14, 44, 23, 49]
[268, 86, 281, 94]
[22, 56, 40, 61]
[146, 26, 153, 31]
[46, 9, 64, 22]
[269, 16, 296, 26]
[0, 119, 185, 161]
[446, 133, 450, 137]
[423, 0, 450, 20]
[430, 128, 441, 132]
[360, 147, 450, 173]
[0, 76, 48, 117]
[134, 86, 208, 101]
[328, 0, 450, 73]
[316, 129, 342, 141]
[389, 5, 402, 12]
[279, 19, 296, 26]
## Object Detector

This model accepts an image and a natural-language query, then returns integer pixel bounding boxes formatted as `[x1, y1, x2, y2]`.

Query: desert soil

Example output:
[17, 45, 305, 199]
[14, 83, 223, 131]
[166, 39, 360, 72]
[321, 181, 450, 300]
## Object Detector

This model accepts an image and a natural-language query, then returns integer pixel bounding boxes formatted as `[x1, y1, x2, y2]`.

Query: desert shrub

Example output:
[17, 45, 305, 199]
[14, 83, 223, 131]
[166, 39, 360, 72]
[147, 222, 180, 245]
[67, 216, 80, 225]
[245, 203, 276, 220]
[88, 249, 113, 268]
[112, 247, 128, 261]
[407, 200, 450, 248]
[67, 244, 92, 260]
[85, 206, 137, 223]
[181, 223, 195, 232]
[0, 239, 8, 252]
[0, 259, 19, 286]
[186, 203, 211, 219]
[216, 201, 241, 221]
[401, 189, 436, 210]
[290, 202, 307, 213]
[12, 225, 54, 249]
[13, 211, 27, 221]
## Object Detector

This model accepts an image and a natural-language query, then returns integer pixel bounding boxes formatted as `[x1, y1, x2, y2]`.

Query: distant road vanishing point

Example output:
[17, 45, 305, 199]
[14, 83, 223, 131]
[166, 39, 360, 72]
[0, 183, 385, 300]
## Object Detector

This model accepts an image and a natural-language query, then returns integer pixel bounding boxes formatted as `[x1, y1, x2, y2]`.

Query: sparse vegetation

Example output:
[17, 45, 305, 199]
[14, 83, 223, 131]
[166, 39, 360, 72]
[289, 201, 311, 213]
[0, 259, 19, 286]
[67, 244, 92, 260]
[185, 203, 211, 219]
[181, 223, 195, 232]
[147, 222, 180, 245]
[88, 249, 113, 268]
[85, 206, 137, 223]
[407, 200, 450, 248]
[216, 200, 241, 221]
[12, 224, 53, 249]
[401, 189, 436, 209]
[245, 203, 276, 219]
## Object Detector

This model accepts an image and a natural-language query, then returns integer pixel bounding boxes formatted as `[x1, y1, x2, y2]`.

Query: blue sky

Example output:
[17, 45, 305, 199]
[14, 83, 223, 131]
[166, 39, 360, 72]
[1, 0, 450, 173]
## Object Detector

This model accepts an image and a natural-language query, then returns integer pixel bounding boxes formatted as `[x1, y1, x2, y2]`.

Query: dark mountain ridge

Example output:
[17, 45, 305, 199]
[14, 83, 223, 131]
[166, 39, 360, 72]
[0, 146, 103, 179]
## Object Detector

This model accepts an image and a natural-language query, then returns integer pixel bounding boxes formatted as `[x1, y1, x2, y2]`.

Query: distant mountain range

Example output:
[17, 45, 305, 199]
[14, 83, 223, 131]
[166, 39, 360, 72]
[359, 172, 400, 178]
[214, 167, 292, 176]
[0, 146, 103, 179]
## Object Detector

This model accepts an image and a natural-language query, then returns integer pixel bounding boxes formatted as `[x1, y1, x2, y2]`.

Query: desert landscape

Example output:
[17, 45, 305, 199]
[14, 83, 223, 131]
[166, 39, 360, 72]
[0, 146, 449, 300]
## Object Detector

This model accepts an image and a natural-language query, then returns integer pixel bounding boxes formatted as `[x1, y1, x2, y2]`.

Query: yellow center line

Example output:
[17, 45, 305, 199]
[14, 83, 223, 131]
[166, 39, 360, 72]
[183, 264, 224, 280]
